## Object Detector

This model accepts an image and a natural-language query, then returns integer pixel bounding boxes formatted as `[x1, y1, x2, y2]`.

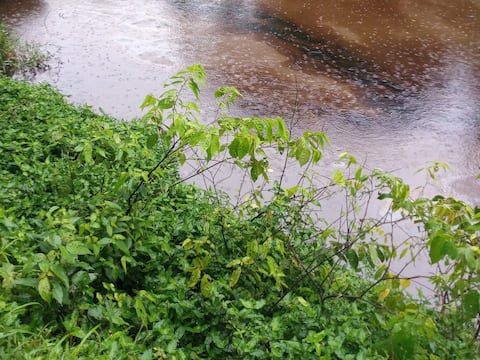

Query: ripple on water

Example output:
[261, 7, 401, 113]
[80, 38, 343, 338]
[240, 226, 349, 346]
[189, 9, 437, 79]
[0, 0, 479, 204]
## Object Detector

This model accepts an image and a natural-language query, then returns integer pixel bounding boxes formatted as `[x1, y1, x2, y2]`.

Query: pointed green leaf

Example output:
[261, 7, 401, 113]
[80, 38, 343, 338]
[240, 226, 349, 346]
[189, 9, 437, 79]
[333, 169, 346, 186]
[51, 264, 69, 287]
[276, 118, 288, 140]
[462, 290, 480, 319]
[66, 241, 92, 256]
[228, 137, 239, 158]
[207, 134, 220, 160]
[237, 136, 250, 160]
[429, 233, 448, 264]
[38, 277, 52, 303]
[297, 147, 311, 166]
[141, 94, 157, 110]
[83, 142, 94, 164]
[188, 268, 201, 288]
[229, 267, 241, 288]
[200, 274, 212, 298]
[115, 240, 130, 255]
[346, 248, 359, 271]
[135, 297, 148, 326]
[52, 281, 64, 304]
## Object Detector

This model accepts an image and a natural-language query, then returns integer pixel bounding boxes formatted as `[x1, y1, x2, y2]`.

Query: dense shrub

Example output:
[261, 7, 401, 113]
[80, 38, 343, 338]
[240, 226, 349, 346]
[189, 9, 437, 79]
[0, 69, 478, 359]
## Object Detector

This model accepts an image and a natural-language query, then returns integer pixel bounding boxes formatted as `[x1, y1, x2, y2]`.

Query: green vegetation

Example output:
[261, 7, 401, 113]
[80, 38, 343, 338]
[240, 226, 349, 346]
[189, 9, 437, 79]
[0, 25, 479, 359]
[0, 22, 50, 77]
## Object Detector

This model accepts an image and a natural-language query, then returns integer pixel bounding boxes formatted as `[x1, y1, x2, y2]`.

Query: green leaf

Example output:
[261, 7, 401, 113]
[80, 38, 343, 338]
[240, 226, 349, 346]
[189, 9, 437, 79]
[250, 162, 261, 182]
[66, 241, 92, 256]
[399, 247, 409, 259]
[333, 169, 346, 186]
[267, 256, 277, 275]
[115, 240, 130, 255]
[158, 90, 176, 109]
[369, 244, 381, 266]
[207, 134, 220, 160]
[297, 296, 309, 307]
[146, 132, 158, 149]
[140, 94, 157, 110]
[188, 268, 201, 288]
[237, 136, 250, 160]
[229, 267, 241, 288]
[286, 185, 300, 197]
[200, 274, 212, 298]
[297, 147, 311, 166]
[166, 339, 178, 353]
[378, 287, 390, 302]
[188, 78, 201, 100]
[241, 256, 254, 265]
[226, 259, 242, 268]
[83, 142, 94, 164]
[276, 118, 288, 140]
[14, 278, 37, 288]
[429, 233, 449, 264]
[462, 290, 480, 319]
[52, 281, 64, 304]
[240, 299, 266, 310]
[228, 137, 239, 157]
[71, 271, 91, 287]
[121, 256, 130, 273]
[346, 248, 359, 271]
[38, 277, 51, 303]
[135, 296, 148, 326]
[51, 264, 69, 287]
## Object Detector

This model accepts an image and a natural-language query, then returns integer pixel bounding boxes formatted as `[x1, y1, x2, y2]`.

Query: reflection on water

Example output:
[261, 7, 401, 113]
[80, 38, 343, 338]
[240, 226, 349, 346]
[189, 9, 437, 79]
[0, 0, 45, 25]
[1, 0, 479, 204]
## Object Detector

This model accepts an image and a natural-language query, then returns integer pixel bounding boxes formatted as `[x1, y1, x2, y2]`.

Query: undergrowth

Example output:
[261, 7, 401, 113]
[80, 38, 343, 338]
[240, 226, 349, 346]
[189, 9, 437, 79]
[0, 68, 478, 359]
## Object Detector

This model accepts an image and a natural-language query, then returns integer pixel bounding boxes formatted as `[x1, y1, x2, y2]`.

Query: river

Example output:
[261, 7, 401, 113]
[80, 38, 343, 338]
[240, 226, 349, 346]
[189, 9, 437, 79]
[1, 0, 479, 205]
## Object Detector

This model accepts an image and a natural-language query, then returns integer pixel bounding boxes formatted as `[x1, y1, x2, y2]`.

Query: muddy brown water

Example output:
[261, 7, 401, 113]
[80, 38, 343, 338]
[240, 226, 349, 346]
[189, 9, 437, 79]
[1, 0, 479, 205]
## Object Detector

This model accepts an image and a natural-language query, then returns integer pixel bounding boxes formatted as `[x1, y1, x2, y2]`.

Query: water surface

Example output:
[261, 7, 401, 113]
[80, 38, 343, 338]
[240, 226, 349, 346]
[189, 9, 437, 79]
[1, 0, 479, 204]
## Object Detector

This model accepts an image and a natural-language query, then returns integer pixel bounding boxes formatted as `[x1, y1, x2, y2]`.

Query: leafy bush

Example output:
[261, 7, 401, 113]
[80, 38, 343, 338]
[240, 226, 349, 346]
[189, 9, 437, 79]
[0, 67, 478, 359]
[0, 22, 50, 77]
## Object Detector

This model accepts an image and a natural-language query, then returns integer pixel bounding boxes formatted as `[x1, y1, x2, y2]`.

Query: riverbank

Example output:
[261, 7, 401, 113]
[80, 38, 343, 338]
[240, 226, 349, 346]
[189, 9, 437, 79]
[1, 71, 479, 358]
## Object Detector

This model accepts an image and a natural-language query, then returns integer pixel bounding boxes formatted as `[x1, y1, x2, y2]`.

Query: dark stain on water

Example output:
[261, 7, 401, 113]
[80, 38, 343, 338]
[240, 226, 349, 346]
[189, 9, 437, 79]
[1, 0, 479, 204]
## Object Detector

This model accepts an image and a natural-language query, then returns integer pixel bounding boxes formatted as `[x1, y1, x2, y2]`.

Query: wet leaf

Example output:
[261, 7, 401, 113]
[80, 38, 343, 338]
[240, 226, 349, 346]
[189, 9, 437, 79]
[229, 267, 241, 288]
[378, 288, 390, 302]
[38, 277, 51, 303]
[200, 274, 212, 298]
[188, 268, 201, 288]
[462, 290, 480, 319]
[66, 241, 91, 255]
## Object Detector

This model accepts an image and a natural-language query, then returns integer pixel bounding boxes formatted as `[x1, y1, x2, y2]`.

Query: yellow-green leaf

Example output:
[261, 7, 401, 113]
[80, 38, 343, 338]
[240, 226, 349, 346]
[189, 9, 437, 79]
[297, 296, 309, 307]
[333, 169, 346, 186]
[38, 277, 52, 303]
[229, 267, 241, 288]
[200, 274, 212, 297]
[83, 142, 94, 164]
[400, 278, 411, 289]
[378, 288, 390, 302]
[188, 268, 201, 288]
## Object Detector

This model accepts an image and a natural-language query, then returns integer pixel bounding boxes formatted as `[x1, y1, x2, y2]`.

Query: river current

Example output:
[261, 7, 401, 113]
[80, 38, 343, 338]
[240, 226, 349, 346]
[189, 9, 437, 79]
[1, 0, 479, 205]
